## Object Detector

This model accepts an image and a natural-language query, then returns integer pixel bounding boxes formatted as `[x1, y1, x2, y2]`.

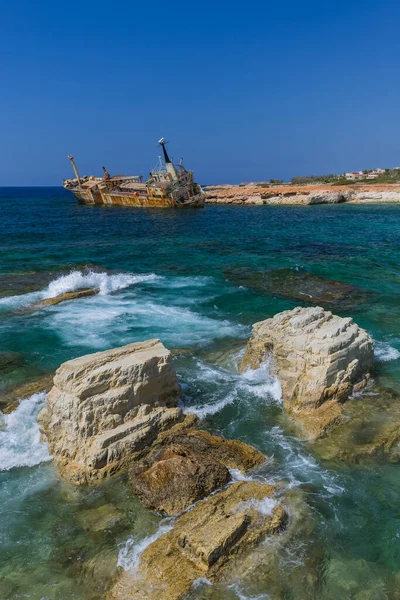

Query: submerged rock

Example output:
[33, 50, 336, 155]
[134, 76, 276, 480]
[108, 481, 287, 600]
[0, 373, 53, 414]
[0, 265, 111, 299]
[312, 386, 400, 463]
[76, 503, 126, 536]
[0, 351, 22, 374]
[129, 429, 266, 514]
[241, 307, 374, 439]
[38, 339, 182, 483]
[225, 267, 371, 308]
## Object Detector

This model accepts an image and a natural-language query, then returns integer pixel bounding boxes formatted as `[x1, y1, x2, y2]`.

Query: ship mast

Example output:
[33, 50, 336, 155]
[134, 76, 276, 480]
[158, 138, 178, 181]
[67, 155, 81, 184]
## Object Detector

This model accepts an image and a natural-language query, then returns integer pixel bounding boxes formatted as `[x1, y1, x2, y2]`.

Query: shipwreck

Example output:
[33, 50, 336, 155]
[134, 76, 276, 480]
[63, 138, 205, 208]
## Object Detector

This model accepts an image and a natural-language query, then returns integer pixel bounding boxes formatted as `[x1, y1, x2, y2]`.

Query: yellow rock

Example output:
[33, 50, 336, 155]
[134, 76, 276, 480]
[108, 481, 287, 600]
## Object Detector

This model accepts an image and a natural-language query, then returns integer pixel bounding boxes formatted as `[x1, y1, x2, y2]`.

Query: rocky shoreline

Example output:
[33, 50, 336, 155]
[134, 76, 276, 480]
[204, 183, 400, 205]
[31, 305, 400, 599]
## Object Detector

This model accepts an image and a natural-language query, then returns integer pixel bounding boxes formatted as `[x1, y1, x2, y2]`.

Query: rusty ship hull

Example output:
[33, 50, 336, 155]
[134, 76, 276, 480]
[71, 188, 204, 208]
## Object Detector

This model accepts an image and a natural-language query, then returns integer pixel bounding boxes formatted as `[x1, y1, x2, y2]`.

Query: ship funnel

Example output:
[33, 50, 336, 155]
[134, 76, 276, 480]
[157, 138, 178, 181]
[67, 155, 81, 184]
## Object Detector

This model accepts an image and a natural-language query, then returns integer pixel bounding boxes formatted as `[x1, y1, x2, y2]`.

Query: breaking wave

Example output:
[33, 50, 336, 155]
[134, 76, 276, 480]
[45, 270, 157, 298]
[374, 340, 400, 362]
[0, 269, 158, 309]
[0, 393, 51, 471]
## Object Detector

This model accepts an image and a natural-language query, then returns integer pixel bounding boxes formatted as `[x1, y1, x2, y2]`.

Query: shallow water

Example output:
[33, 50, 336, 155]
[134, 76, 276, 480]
[2, 187, 400, 599]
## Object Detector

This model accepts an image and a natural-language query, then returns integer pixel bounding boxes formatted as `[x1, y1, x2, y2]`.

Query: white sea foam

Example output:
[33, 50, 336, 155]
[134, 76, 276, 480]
[0, 393, 51, 471]
[266, 426, 345, 496]
[227, 583, 270, 600]
[117, 520, 174, 572]
[0, 269, 158, 309]
[229, 468, 257, 482]
[239, 361, 282, 401]
[183, 360, 282, 418]
[191, 577, 213, 590]
[185, 392, 238, 418]
[236, 496, 278, 516]
[44, 270, 157, 298]
[374, 340, 400, 362]
[47, 291, 245, 350]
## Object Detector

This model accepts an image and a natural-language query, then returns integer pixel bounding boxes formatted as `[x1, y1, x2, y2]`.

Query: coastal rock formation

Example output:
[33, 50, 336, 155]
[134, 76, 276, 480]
[108, 481, 287, 600]
[38, 339, 182, 483]
[205, 185, 350, 205]
[129, 429, 266, 514]
[241, 307, 374, 438]
[205, 184, 400, 206]
[32, 288, 98, 309]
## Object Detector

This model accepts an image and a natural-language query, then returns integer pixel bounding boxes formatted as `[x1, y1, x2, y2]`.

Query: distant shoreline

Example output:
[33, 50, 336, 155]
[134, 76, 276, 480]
[204, 183, 400, 206]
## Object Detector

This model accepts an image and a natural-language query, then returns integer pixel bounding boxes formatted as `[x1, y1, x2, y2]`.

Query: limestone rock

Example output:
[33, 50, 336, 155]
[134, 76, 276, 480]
[241, 307, 374, 439]
[130, 444, 230, 515]
[108, 481, 287, 600]
[38, 339, 182, 483]
[32, 288, 98, 309]
[129, 429, 266, 514]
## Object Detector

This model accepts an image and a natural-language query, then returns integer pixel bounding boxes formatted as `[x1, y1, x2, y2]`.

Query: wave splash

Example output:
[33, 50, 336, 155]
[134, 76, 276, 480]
[117, 519, 174, 572]
[0, 269, 158, 309]
[183, 360, 282, 419]
[45, 269, 157, 298]
[0, 393, 51, 471]
[374, 340, 400, 362]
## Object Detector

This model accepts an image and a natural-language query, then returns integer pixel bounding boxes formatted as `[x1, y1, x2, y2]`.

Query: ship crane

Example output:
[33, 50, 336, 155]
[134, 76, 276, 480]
[67, 155, 81, 184]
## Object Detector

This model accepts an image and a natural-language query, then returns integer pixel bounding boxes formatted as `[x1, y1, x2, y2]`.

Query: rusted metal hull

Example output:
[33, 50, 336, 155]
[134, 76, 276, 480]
[70, 190, 204, 208]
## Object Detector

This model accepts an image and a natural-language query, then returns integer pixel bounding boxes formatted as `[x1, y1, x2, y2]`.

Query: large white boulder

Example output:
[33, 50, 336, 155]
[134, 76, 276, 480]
[241, 307, 374, 438]
[38, 339, 182, 483]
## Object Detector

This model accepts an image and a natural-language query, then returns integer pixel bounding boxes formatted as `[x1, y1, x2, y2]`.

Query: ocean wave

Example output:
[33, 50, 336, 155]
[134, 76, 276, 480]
[182, 360, 282, 418]
[0, 269, 158, 309]
[117, 519, 174, 572]
[266, 426, 346, 496]
[374, 340, 400, 362]
[45, 269, 157, 298]
[46, 294, 245, 350]
[0, 393, 51, 471]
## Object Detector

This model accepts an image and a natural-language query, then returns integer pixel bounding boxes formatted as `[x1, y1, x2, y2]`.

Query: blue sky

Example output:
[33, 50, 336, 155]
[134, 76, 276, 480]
[0, 0, 399, 185]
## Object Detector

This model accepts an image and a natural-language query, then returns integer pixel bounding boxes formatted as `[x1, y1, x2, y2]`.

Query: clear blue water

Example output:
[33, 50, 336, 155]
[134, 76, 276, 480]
[2, 187, 400, 599]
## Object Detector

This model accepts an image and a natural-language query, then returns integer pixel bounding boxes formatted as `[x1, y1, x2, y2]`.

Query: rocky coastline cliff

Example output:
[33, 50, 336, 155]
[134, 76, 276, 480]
[204, 183, 400, 205]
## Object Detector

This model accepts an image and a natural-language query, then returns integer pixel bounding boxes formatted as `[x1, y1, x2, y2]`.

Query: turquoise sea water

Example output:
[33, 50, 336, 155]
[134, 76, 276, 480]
[2, 187, 400, 599]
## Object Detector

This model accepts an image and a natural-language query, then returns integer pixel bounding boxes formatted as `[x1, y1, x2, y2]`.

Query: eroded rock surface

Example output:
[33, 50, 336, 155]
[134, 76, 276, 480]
[108, 481, 287, 600]
[241, 307, 374, 438]
[204, 183, 400, 206]
[38, 339, 182, 483]
[129, 429, 266, 514]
